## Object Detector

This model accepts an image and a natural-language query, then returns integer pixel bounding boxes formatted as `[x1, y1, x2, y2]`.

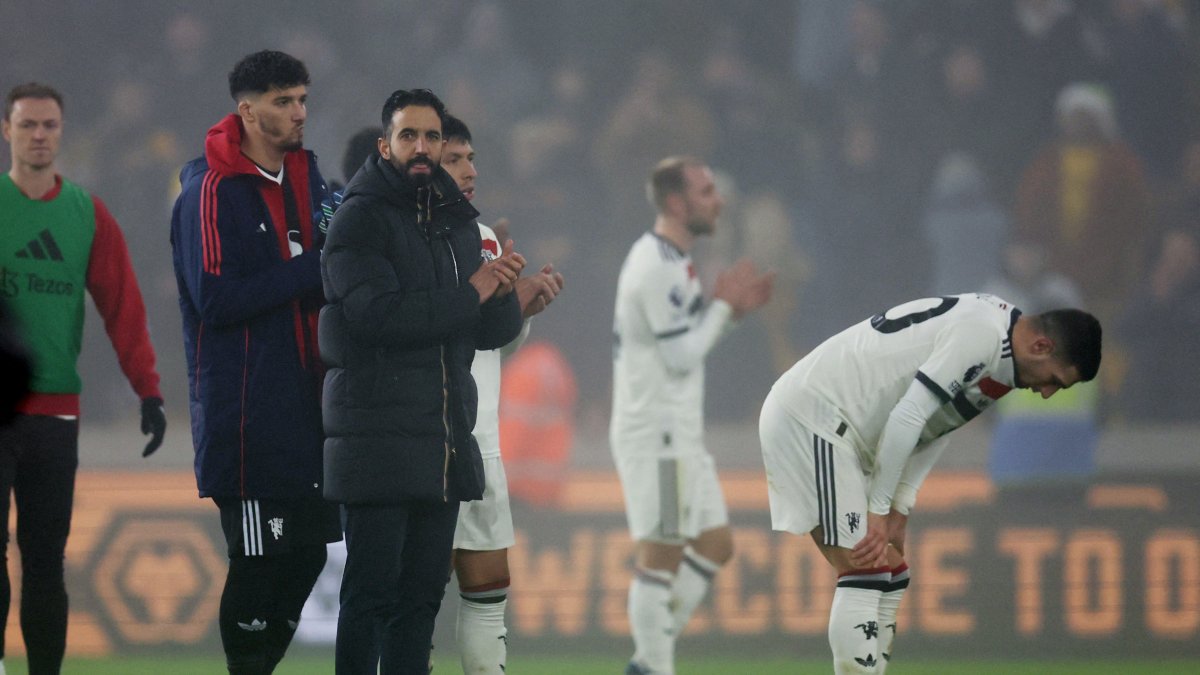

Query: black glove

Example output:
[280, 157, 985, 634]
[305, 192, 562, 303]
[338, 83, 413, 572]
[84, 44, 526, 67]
[140, 397, 166, 457]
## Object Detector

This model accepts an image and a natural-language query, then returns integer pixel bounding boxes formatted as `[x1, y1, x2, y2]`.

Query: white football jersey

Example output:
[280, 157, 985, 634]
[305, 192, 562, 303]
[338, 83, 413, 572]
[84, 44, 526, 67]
[611, 232, 722, 458]
[770, 294, 1019, 470]
[472, 223, 503, 459]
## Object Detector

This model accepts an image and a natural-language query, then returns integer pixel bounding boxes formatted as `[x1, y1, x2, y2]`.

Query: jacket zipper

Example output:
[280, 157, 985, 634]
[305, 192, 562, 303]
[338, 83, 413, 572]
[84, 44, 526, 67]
[427, 208, 462, 503]
[440, 343, 452, 502]
[442, 238, 463, 501]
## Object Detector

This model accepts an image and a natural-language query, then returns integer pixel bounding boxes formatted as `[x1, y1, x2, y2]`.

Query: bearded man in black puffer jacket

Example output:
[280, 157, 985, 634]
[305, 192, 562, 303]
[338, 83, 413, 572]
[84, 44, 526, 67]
[319, 88, 524, 675]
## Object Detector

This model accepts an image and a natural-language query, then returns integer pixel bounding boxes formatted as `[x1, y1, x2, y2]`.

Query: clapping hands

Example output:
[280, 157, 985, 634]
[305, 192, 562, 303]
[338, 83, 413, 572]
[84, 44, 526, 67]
[469, 239, 526, 304]
[515, 263, 565, 318]
[713, 258, 775, 318]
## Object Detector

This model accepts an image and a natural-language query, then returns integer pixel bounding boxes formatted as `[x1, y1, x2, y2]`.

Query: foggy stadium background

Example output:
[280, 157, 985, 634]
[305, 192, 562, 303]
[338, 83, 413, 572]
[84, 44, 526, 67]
[1, 0, 1198, 669]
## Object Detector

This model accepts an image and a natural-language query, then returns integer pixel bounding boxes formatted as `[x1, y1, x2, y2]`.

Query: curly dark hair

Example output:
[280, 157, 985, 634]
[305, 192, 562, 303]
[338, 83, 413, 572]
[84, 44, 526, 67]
[228, 50, 310, 100]
[380, 89, 447, 138]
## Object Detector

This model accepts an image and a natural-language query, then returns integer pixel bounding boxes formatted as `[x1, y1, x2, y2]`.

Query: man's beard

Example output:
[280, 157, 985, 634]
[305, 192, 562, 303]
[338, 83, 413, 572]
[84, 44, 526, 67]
[403, 157, 435, 186]
[685, 216, 714, 236]
[263, 119, 302, 153]
[1012, 362, 1026, 389]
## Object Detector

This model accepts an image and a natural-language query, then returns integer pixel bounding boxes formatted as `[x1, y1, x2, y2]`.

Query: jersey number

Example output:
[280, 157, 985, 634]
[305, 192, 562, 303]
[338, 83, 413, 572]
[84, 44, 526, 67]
[869, 296, 959, 334]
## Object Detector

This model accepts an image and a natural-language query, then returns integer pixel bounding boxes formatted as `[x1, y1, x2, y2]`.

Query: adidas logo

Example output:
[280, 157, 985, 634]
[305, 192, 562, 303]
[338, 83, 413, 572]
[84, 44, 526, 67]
[237, 618, 268, 632]
[14, 229, 64, 261]
[854, 654, 878, 668]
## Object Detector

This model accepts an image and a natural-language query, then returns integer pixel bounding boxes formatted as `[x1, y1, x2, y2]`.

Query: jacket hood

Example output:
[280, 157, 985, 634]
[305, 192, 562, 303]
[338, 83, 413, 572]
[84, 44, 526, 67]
[178, 156, 209, 188]
[342, 153, 479, 222]
[203, 114, 313, 179]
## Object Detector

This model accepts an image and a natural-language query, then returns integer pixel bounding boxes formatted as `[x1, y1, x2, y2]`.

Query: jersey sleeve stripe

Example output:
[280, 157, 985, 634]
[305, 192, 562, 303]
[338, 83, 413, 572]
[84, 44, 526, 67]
[200, 171, 212, 272]
[915, 371, 951, 403]
[950, 392, 983, 422]
[201, 171, 222, 275]
[654, 326, 690, 340]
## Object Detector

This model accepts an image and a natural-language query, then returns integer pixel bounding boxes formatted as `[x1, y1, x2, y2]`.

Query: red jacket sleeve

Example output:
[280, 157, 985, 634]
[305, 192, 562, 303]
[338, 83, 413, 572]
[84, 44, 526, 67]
[85, 196, 163, 401]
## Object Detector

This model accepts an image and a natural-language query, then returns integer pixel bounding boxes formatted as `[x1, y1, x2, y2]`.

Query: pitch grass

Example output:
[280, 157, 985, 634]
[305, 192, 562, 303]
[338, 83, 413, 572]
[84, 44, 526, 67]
[6, 657, 1199, 674]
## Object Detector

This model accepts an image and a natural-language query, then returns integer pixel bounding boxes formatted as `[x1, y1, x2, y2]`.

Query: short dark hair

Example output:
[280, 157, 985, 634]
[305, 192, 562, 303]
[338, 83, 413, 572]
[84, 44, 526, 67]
[442, 114, 472, 144]
[228, 50, 310, 101]
[647, 156, 705, 212]
[5, 82, 63, 120]
[1037, 309, 1103, 382]
[380, 89, 447, 138]
[341, 127, 382, 184]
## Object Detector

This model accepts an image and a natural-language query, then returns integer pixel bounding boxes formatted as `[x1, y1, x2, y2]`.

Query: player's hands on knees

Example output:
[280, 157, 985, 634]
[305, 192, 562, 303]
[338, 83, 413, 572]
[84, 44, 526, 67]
[515, 263, 564, 318]
[713, 258, 776, 318]
[850, 512, 890, 569]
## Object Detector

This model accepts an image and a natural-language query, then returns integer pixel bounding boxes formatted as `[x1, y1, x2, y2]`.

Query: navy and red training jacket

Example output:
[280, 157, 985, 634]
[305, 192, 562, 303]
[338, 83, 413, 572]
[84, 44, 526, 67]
[171, 114, 331, 500]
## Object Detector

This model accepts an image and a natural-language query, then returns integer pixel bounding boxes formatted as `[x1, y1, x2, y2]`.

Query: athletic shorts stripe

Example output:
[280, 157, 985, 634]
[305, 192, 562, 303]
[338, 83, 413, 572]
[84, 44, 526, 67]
[815, 434, 837, 547]
[242, 499, 263, 556]
[659, 457, 680, 540]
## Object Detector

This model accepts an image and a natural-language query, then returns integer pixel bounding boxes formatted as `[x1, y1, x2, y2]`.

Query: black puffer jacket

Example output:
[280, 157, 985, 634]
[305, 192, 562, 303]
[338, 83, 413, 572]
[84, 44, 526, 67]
[319, 154, 522, 504]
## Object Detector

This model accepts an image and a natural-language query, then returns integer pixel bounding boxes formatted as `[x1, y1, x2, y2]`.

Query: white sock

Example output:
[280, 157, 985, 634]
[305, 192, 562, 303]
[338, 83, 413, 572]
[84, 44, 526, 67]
[876, 564, 909, 673]
[629, 567, 676, 674]
[829, 568, 889, 674]
[671, 548, 720, 634]
[457, 586, 509, 674]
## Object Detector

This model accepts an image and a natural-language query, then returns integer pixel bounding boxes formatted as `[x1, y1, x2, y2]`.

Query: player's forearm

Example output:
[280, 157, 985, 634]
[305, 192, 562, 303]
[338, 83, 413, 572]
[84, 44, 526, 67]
[892, 436, 950, 515]
[657, 299, 734, 375]
[868, 381, 942, 514]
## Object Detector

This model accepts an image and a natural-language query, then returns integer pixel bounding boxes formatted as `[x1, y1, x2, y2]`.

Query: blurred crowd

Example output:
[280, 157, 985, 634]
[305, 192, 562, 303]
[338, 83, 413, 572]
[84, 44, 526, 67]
[2, 0, 1198, 429]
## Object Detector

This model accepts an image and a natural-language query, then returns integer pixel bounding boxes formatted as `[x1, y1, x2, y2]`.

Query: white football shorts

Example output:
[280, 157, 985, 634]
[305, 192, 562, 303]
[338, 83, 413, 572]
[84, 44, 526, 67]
[615, 451, 729, 544]
[454, 455, 516, 551]
[759, 391, 869, 549]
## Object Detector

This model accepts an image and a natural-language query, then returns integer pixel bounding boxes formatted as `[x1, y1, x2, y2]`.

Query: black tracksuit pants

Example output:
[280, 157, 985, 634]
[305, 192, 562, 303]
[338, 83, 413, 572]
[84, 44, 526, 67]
[335, 499, 460, 675]
[0, 415, 79, 675]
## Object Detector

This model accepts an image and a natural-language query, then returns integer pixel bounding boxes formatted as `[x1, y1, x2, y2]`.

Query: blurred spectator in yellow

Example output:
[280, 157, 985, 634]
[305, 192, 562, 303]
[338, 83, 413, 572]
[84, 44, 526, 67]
[1014, 82, 1149, 323]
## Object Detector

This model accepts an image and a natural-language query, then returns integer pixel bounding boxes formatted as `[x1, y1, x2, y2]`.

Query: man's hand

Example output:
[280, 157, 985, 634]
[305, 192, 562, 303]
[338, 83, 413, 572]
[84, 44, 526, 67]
[850, 512, 889, 569]
[713, 258, 776, 318]
[515, 263, 565, 318]
[885, 509, 909, 557]
[140, 397, 166, 457]
[470, 239, 526, 303]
